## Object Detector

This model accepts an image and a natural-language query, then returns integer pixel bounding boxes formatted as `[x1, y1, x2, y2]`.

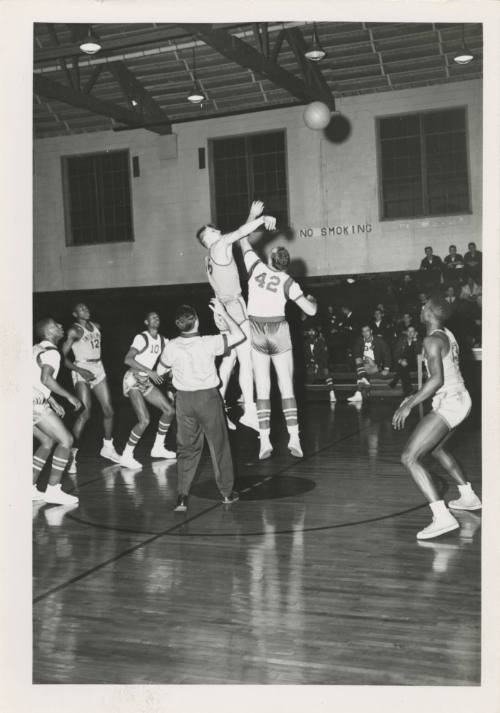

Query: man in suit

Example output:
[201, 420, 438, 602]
[443, 244, 465, 284]
[347, 325, 392, 403]
[390, 325, 422, 396]
[419, 247, 443, 290]
[370, 308, 396, 344]
[463, 242, 482, 281]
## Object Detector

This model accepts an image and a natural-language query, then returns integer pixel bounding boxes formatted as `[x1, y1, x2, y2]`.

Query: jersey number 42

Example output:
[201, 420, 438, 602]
[254, 272, 279, 293]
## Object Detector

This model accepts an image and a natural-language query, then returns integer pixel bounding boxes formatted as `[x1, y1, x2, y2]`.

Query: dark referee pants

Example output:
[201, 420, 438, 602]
[176, 387, 234, 497]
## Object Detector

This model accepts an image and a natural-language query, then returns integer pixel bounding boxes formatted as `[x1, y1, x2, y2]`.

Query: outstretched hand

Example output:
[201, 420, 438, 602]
[264, 215, 276, 231]
[209, 297, 229, 331]
[248, 200, 264, 220]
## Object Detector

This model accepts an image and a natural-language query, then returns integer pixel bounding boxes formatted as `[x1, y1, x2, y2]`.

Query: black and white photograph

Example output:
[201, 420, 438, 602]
[1, 0, 500, 711]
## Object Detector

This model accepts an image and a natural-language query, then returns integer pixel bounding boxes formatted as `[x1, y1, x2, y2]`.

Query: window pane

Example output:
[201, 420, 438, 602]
[64, 150, 133, 246]
[211, 131, 288, 231]
[378, 108, 469, 219]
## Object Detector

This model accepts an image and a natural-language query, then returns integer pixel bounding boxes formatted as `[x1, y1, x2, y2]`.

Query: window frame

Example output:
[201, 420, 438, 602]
[61, 148, 135, 247]
[208, 128, 290, 231]
[376, 106, 472, 222]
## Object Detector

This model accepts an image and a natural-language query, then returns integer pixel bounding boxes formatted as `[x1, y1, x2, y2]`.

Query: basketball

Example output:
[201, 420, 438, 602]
[303, 101, 331, 130]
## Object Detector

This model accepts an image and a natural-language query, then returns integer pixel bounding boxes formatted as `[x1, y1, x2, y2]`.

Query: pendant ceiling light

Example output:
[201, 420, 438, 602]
[187, 46, 206, 104]
[304, 22, 326, 62]
[453, 24, 474, 65]
[79, 25, 102, 55]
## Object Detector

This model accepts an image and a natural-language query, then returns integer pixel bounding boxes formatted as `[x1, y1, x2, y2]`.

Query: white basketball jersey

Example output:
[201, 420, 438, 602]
[244, 250, 303, 320]
[131, 332, 166, 370]
[33, 340, 61, 399]
[206, 241, 242, 301]
[72, 322, 101, 362]
[427, 328, 465, 394]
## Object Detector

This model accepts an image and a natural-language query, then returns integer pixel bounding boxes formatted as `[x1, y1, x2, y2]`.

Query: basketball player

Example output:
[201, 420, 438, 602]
[392, 294, 481, 540]
[196, 202, 275, 432]
[33, 318, 81, 504]
[61, 303, 120, 472]
[239, 226, 318, 460]
[157, 300, 243, 511]
[121, 312, 176, 469]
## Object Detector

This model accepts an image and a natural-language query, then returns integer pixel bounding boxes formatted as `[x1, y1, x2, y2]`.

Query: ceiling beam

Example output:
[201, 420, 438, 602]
[33, 74, 171, 134]
[284, 27, 334, 106]
[179, 24, 334, 107]
[82, 64, 103, 94]
[46, 23, 74, 89]
[108, 61, 172, 131]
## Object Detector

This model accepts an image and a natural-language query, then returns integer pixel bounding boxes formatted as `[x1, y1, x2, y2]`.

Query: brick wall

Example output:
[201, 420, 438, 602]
[33, 79, 482, 292]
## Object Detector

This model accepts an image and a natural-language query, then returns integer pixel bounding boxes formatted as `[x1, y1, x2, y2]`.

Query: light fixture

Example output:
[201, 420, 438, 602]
[187, 46, 206, 104]
[131, 99, 138, 107]
[304, 23, 326, 62]
[79, 25, 102, 55]
[453, 24, 474, 65]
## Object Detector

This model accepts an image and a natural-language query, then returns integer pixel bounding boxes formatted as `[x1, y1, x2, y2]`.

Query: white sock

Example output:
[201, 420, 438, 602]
[103, 438, 113, 447]
[153, 434, 164, 448]
[458, 482, 473, 495]
[71, 447, 78, 456]
[430, 500, 449, 518]
[260, 429, 271, 443]
[46, 484, 61, 491]
[287, 424, 299, 438]
[123, 444, 134, 457]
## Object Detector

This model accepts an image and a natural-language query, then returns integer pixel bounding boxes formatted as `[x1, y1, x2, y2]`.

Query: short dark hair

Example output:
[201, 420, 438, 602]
[270, 246, 290, 271]
[449, 244, 456, 250]
[196, 226, 207, 245]
[361, 323, 372, 331]
[427, 293, 452, 322]
[35, 317, 54, 340]
[425, 246, 433, 252]
[175, 305, 198, 332]
[468, 241, 476, 248]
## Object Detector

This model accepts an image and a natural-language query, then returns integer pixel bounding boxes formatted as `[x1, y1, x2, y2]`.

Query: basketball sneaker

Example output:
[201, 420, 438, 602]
[100, 443, 121, 464]
[347, 390, 363, 403]
[259, 437, 273, 460]
[119, 453, 142, 470]
[43, 484, 79, 506]
[357, 377, 370, 387]
[174, 495, 188, 512]
[32, 484, 45, 501]
[221, 491, 239, 505]
[448, 493, 482, 511]
[151, 445, 177, 459]
[288, 437, 303, 458]
[416, 512, 460, 540]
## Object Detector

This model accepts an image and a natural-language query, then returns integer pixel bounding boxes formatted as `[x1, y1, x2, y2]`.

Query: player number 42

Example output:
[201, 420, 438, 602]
[254, 272, 279, 293]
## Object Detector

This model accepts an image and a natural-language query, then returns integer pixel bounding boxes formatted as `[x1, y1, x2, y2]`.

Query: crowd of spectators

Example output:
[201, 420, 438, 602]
[300, 242, 482, 400]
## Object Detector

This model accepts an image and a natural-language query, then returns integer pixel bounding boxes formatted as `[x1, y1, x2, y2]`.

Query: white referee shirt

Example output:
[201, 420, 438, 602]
[162, 333, 229, 391]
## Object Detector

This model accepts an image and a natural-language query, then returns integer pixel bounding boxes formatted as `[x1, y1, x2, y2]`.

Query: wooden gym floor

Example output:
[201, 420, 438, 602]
[33, 399, 481, 685]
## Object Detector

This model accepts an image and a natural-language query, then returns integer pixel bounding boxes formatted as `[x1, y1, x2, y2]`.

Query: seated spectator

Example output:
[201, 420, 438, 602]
[418, 291, 428, 308]
[398, 273, 419, 310]
[396, 311, 417, 337]
[443, 244, 465, 282]
[460, 276, 482, 303]
[347, 325, 392, 403]
[302, 326, 336, 403]
[463, 242, 482, 280]
[419, 246, 443, 274]
[390, 326, 422, 397]
[370, 308, 396, 344]
[444, 285, 459, 311]
[323, 305, 343, 363]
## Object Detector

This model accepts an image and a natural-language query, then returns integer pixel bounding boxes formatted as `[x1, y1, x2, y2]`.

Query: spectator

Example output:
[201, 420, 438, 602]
[396, 311, 417, 337]
[370, 308, 396, 344]
[419, 247, 443, 289]
[444, 285, 459, 312]
[323, 305, 343, 365]
[347, 325, 392, 403]
[463, 242, 482, 280]
[398, 273, 419, 310]
[302, 326, 336, 403]
[338, 305, 358, 359]
[390, 325, 422, 396]
[460, 276, 482, 304]
[443, 245, 465, 284]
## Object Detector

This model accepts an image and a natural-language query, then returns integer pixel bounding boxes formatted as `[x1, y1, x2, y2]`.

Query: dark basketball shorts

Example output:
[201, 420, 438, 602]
[249, 318, 292, 355]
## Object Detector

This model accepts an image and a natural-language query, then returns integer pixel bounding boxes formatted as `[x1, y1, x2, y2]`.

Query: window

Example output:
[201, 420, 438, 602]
[62, 150, 133, 245]
[378, 108, 470, 220]
[210, 130, 289, 232]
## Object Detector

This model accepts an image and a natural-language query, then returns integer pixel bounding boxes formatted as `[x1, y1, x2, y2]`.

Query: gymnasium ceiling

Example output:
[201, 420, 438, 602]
[33, 22, 483, 138]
